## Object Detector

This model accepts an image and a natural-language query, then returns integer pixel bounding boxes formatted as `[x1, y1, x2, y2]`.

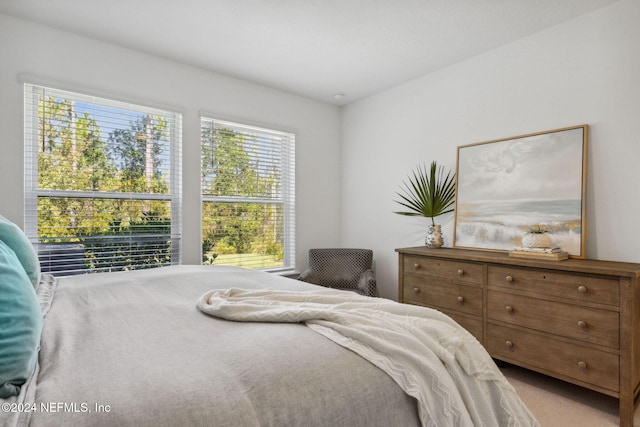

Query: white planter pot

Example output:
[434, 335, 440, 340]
[521, 233, 552, 248]
[425, 224, 443, 248]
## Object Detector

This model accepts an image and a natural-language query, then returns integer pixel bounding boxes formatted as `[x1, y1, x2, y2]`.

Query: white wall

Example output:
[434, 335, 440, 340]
[341, 0, 640, 299]
[0, 13, 342, 270]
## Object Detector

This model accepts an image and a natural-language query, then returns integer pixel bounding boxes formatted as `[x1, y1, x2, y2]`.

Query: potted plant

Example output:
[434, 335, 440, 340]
[521, 225, 552, 248]
[394, 161, 456, 248]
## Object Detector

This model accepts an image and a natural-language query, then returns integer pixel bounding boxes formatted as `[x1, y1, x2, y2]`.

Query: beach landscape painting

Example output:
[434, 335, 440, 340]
[453, 125, 588, 258]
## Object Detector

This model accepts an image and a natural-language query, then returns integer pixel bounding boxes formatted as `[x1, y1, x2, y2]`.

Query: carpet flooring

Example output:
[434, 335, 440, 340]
[501, 364, 640, 426]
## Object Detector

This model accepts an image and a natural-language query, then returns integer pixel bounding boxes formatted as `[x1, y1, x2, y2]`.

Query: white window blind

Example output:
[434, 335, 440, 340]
[24, 84, 182, 276]
[201, 118, 295, 271]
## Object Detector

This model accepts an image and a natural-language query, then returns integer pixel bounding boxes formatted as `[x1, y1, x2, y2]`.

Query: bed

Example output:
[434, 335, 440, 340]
[1, 221, 538, 427]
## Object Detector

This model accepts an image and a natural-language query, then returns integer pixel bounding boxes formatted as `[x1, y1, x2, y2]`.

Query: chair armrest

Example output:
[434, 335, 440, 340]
[297, 268, 320, 285]
[357, 269, 377, 297]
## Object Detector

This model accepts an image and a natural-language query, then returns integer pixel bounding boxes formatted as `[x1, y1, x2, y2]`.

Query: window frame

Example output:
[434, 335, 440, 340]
[200, 117, 295, 272]
[24, 83, 182, 275]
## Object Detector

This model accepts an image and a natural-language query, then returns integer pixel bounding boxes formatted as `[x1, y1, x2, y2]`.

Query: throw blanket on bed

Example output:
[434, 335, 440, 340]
[197, 288, 538, 427]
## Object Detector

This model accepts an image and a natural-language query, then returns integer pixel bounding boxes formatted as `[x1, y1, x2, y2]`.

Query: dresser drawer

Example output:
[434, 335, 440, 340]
[404, 255, 484, 285]
[487, 322, 619, 392]
[404, 275, 482, 316]
[487, 290, 619, 348]
[488, 266, 619, 306]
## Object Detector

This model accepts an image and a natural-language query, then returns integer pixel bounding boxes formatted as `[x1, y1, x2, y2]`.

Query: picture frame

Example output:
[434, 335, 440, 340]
[453, 125, 588, 258]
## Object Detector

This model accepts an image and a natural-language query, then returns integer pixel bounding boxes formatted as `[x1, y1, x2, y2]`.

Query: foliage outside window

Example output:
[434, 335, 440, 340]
[24, 84, 182, 276]
[201, 118, 295, 271]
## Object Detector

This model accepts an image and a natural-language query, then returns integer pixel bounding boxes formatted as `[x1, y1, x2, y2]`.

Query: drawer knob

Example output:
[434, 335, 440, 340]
[505, 305, 514, 313]
[457, 295, 464, 303]
[413, 287, 421, 294]
[577, 285, 588, 293]
[457, 269, 464, 276]
[505, 275, 514, 282]
[577, 360, 588, 369]
[414, 263, 421, 269]
[505, 340, 514, 348]
[578, 320, 587, 328]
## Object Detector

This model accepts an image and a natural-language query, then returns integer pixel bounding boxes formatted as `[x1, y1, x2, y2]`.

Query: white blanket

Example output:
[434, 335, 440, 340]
[197, 288, 538, 427]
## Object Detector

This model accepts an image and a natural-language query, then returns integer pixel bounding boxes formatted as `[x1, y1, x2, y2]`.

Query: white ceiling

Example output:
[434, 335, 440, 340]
[0, 0, 620, 105]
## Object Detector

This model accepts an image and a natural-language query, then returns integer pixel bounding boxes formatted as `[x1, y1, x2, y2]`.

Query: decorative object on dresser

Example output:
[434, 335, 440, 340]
[394, 161, 456, 248]
[397, 246, 640, 427]
[453, 125, 588, 258]
[510, 225, 569, 261]
[520, 225, 552, 249]
[508, 247, 569, 261]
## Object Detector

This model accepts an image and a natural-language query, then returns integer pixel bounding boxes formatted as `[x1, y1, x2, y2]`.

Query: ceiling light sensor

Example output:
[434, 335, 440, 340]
[333, 93, 346, 101]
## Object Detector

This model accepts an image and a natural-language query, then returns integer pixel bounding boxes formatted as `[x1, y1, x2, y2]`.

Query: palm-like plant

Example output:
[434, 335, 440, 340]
[394, 161, 456, 225]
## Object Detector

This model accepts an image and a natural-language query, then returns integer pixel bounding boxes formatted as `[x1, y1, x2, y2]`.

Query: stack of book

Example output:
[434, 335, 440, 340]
[509, 246, 569, 261]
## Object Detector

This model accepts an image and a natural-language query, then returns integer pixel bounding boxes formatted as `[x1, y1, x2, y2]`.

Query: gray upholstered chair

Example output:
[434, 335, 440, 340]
[297, 248, 377, 297]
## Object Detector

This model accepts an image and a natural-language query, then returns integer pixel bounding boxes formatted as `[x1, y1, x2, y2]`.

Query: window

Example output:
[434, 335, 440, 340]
[201, 118, 295, 271]
[24, 84, 182, 276]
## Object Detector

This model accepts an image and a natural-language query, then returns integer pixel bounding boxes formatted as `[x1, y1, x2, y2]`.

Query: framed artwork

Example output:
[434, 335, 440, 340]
[453, 125, 588, 258]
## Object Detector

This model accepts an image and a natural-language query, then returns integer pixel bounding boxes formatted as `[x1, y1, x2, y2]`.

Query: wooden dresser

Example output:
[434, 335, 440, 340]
[396, 246, 640, 427]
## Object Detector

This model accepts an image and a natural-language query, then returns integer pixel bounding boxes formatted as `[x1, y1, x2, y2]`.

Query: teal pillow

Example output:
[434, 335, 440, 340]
[0, 215, 40, 287]
[0, 240, 43, 398]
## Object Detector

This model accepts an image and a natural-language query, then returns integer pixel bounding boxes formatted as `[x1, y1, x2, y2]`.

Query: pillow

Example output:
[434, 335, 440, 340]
[0, 215, 40, 287]
[0, 240, 43, 398]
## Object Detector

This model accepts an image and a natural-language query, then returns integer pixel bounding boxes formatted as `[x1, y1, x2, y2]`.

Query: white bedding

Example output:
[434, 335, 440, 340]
[2, 266, 422, 427]
[198, 287, 539, 427]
